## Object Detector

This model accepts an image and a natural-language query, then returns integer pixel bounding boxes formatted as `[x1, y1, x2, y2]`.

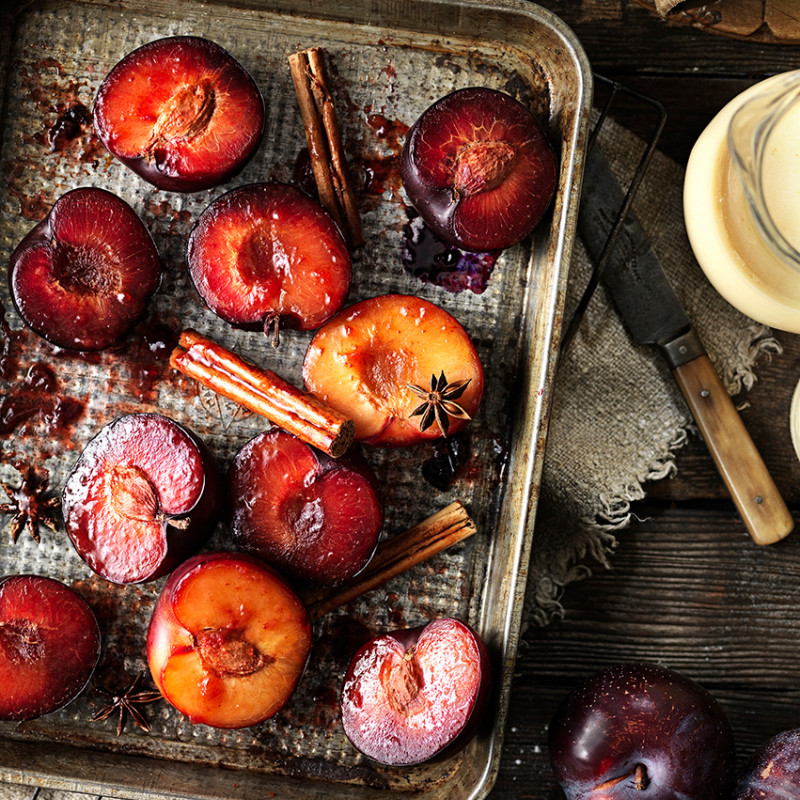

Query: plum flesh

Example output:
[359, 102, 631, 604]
[146, 551, 312, 728]
[302, 294, 484, 446]
[228, 429, 383, 586]
[93, 36, 264, 192]
[340, 617, 491, 766]
[62, 413, 222, 584]
[0, 574, 101, 721]
[187, 182, 351, 342]
[8, 187, 161, 351]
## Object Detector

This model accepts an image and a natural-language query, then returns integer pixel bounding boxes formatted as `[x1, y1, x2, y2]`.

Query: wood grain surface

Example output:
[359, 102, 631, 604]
[631, 0, 800, 42]
[489, 2, 800, 797]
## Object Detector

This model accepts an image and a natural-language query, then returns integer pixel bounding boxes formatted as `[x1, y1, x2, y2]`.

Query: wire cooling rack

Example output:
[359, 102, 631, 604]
[5, 75, 666, 800]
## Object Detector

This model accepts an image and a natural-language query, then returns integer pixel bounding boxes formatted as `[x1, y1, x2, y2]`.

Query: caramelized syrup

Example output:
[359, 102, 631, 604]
[0, 360, 85, 436]
[402, 214, 499, 294]
[47, 102, 92, 152]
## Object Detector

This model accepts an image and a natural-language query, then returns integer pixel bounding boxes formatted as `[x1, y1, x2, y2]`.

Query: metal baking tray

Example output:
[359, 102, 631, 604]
[0, 0, 591, 797]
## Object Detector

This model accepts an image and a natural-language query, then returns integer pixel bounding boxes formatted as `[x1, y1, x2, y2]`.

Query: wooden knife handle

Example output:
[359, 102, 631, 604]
[673, 354, 793, 545]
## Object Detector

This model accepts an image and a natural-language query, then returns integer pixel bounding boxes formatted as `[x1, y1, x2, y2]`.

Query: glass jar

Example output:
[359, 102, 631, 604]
[684, 70, 800, 332]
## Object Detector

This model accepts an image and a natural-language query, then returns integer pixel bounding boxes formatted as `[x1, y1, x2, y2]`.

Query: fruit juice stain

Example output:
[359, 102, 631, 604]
[422, 433, 471, 490]
[402, 214, 499, 294]
[47, 101, 92, 151]
[385, 591, 405, 626]
[0, 310, 18, 380]
[0, 361, 85, 436]
[366, 112, 407, 142]
[359, 112, 408, 199]
[116, 321, 178, 404]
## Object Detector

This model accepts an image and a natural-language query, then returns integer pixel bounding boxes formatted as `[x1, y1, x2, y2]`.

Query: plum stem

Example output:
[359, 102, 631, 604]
[594, 764, 648, 792]
[155, 512, 191, 531]
[264, 312, 281, 349]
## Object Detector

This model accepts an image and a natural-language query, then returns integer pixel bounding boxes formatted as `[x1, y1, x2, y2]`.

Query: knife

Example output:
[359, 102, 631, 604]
[577, 145, 794, 546]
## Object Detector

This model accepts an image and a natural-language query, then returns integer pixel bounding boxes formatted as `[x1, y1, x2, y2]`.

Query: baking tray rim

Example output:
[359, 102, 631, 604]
[0, 0, 593, 797]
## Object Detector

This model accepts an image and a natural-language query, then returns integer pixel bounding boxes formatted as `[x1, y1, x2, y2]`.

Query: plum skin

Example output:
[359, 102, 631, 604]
[146, 550, 313, 728]
[548, 663, 736, 799]
[400, 86, 557, 252]
[734, 728, 800, 799]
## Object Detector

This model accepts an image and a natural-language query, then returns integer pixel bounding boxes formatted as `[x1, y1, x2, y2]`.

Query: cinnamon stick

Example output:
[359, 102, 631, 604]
[300, 501, 477, 620]
[170, 329, 354, 458]
[288, 47, 365, 248]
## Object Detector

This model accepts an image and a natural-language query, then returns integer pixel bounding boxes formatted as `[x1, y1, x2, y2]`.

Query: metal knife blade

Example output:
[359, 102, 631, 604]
[576, 144, 793, 546]
[579, 145, 692, 350]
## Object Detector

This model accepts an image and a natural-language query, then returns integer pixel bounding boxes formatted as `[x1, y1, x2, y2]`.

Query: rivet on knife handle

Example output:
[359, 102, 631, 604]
[672, 352, 793, 545]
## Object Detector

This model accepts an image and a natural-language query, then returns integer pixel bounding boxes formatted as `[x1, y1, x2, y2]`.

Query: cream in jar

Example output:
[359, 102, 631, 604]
[684, 70, 800, 332]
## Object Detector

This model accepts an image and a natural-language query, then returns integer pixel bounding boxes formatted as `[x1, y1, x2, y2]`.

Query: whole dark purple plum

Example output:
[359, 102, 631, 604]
[734, 728, 800, 799]
[548, 663, 736, 799]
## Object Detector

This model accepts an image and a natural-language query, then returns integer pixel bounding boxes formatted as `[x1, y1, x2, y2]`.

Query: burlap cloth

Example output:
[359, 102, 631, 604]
[525, 117, 781, 627]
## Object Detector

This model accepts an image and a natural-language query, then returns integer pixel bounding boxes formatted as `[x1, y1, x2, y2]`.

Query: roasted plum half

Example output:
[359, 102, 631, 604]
[187, 182, 351, 343]
[8, 187, 160, 351]
[400, 86, 557, 252]
[228, 429, 383, 586]
[0, 574, 101, 721]
[93, 36, 265, 192]
[340, 617, 492, 766]
[146, 551, 312, 728]
[62, 413, 223, 584]
[303, 294, 484, 446]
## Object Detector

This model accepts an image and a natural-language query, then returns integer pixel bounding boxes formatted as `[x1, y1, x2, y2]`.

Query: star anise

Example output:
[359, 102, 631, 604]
[0, 464, 60, 544]
[408, 371, 472, 437]
[91, 670, 162, 736]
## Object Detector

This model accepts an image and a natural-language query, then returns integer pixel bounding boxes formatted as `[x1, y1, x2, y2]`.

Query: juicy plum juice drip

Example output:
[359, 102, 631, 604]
[402, 214, 499, 295]
[684, 72, 800, 332]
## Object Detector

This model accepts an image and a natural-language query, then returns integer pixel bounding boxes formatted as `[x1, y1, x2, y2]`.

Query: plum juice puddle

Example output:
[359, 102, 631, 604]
[401, 213, 499, 295]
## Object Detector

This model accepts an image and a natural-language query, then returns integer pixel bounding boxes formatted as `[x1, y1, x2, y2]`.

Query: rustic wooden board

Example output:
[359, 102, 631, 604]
[487, 1, 800, 797]
[632, 0, 800, 41]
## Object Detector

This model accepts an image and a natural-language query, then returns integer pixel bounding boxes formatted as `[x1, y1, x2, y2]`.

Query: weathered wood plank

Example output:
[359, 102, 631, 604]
[522, 507, 800, 686]
[491, 3, 800, 798]
[538, 0, 800, 76]
[489, 503, 800, 797]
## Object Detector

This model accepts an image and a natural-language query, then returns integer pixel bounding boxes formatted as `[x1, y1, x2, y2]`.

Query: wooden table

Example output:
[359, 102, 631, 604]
[490, 2, 800, 797]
